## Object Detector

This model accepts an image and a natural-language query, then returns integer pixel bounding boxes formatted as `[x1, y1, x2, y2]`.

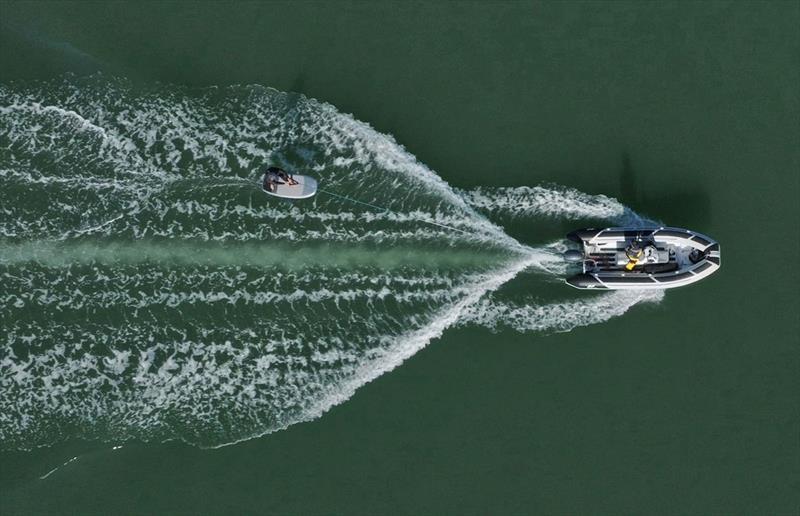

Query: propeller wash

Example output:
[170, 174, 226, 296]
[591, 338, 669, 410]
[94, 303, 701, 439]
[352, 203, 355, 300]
[0, 76, 661, 450]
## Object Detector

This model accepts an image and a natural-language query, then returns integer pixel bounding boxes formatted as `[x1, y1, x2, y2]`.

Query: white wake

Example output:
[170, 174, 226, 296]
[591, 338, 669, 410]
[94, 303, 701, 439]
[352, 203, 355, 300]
[0, 76, 665, 450]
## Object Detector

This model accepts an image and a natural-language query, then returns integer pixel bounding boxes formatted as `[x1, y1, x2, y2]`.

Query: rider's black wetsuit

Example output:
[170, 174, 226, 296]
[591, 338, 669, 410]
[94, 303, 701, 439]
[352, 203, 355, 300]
[263, 166, 286, 192]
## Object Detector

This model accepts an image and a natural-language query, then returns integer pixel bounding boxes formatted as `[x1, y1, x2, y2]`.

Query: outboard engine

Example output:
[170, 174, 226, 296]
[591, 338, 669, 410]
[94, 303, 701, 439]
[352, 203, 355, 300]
[563, 249, 584, 263]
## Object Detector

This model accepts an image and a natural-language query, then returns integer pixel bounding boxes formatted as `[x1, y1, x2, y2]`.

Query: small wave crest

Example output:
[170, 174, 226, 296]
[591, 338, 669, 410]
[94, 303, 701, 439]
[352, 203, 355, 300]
[458, 290, 665, 333]
[461, 185, 657, 227]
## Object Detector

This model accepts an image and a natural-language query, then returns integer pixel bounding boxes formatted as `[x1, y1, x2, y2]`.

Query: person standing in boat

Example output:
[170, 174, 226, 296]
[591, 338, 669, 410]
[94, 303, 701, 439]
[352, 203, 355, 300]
[262, 166, 298, 193]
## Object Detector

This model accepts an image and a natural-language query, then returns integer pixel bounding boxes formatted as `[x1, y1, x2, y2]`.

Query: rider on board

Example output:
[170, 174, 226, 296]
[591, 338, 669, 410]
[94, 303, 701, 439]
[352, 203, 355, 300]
[262, 166, 298, 193]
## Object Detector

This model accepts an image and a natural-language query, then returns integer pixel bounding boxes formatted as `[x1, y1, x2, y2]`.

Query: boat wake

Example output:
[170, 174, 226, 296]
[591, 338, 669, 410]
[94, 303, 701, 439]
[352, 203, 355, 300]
[0, 76, 662, 450]
[458, 290, 664, 333]
[459, 185, 659, 226]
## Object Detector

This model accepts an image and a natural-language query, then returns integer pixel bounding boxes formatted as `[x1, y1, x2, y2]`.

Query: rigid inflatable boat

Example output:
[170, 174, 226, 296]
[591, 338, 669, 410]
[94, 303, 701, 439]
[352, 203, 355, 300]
[564, 227, 721, 290]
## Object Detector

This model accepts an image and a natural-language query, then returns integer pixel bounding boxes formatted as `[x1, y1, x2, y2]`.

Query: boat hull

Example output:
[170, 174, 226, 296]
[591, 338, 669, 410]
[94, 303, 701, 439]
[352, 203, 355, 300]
[565, 227, 721, 290]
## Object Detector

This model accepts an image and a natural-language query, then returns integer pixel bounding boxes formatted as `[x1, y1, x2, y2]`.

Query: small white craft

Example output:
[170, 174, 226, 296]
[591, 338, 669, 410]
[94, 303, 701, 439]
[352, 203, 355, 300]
[262, 174, 318, 199]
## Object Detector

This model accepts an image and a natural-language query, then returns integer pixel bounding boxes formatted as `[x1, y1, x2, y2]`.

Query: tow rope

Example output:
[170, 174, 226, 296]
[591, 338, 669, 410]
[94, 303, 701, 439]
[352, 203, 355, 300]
[318, 188, 472, 236]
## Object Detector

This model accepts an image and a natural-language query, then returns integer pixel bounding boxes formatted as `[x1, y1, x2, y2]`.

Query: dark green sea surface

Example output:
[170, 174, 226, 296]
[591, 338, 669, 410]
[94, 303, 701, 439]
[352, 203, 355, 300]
[1, 1, 798, 514]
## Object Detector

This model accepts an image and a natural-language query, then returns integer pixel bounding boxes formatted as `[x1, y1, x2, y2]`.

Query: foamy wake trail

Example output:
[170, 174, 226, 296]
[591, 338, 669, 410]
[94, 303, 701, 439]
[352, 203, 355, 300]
[461, 185, 657, 226]
[0, 75, 663, 451]
[458, 290, 665, 333]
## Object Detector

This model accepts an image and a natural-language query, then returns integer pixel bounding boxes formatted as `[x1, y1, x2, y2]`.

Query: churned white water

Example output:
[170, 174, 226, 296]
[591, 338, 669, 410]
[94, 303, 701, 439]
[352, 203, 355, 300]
[0, 76, 661, 450]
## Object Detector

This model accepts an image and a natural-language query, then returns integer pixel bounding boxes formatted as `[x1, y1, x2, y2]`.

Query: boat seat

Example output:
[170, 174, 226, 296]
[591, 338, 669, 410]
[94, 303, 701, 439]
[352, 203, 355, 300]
[615, 248, 669, 267]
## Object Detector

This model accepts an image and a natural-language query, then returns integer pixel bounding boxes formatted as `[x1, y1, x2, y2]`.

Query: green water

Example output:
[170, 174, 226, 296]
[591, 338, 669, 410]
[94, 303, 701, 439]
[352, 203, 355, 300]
[1, 1, 798, 514]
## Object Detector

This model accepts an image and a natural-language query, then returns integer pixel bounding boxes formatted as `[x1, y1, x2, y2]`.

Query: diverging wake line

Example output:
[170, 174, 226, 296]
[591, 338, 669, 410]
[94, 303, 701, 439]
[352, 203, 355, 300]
[0, 75, 664, 451]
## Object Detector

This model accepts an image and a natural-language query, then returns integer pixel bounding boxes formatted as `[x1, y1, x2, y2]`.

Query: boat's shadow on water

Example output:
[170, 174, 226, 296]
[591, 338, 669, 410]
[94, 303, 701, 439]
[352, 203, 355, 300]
[618, 151, 712, 229]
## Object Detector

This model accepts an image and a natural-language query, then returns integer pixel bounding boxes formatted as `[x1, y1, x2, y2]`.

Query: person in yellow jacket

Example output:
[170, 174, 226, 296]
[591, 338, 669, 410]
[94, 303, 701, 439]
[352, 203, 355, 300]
[625, 241, 644, 271]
